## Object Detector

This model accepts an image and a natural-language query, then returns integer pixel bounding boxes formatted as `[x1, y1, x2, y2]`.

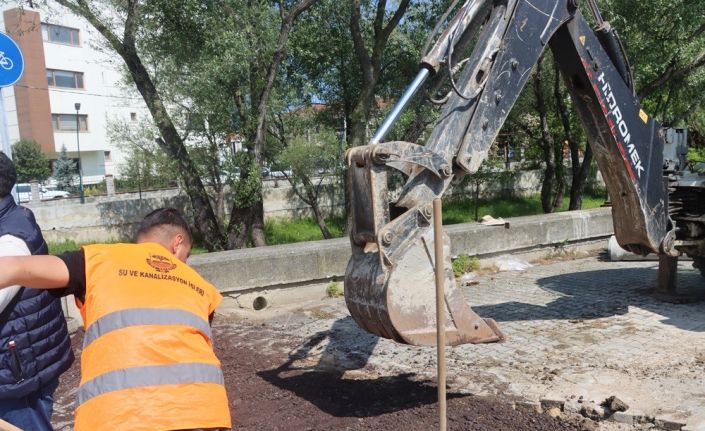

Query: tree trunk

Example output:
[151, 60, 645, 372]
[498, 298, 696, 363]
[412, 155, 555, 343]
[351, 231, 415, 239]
[223, 0, 319, 247]
[552, 140, 566, 210]
[226, 206, 253, 249]
[474, 181, 480, 222]
[287, 174, 333, 239]
[568, 143, 594, 210]
[553, 58, 594, 211]
[534, 56, 557, 213]
[54, 0, 227, 250]
[250, 200, 267, 247]
[311, 203, 332, 239]
[345, 0, 411, 231]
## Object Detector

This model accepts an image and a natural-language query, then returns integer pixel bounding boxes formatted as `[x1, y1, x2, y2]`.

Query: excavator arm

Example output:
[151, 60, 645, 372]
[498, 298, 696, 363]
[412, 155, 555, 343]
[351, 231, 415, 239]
[345, 0, 674, 346]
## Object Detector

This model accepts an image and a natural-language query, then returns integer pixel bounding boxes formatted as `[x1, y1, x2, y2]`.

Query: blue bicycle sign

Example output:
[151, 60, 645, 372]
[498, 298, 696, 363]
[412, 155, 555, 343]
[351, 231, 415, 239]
[0, 52, 14, 70]
[0, 32, 23, 87]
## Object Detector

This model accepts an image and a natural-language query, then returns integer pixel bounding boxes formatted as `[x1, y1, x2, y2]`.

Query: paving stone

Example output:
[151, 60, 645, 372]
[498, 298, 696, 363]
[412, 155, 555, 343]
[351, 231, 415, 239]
[540, 398, 565, 411]
[547, 407, 562, 418]
[655, 418, 686, 430]
[514, 401, 542, 414]
[611, 411, 634, 425]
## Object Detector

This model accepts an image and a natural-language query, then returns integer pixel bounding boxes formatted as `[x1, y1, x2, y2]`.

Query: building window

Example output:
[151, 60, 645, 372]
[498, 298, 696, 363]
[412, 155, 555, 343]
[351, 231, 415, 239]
[41, 23, 80, 46]
[51, 114, 88, 131]
[104, 151, 112, 161]
[47, 69, 84, 89]
[130, 112, 137, 121]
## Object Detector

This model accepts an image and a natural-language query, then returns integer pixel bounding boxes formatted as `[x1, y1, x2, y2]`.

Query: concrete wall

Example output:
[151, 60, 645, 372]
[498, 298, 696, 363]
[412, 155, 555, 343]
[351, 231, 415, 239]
[29, 189, 188, 243]
[28, 181, 341, 242]
[28, 168, 605, 243]
[188, 208, 615, 294]
[262, 178, 343, 219]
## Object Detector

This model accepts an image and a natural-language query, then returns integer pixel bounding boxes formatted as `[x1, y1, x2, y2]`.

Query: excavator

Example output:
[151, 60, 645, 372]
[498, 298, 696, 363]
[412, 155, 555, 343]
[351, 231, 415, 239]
[344, 0, 705, 346]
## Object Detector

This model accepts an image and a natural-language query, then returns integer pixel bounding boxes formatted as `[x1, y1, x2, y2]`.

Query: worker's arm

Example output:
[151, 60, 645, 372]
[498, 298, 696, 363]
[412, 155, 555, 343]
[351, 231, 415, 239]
[0, 255, 70, 290]
[0, 234, 29, 312]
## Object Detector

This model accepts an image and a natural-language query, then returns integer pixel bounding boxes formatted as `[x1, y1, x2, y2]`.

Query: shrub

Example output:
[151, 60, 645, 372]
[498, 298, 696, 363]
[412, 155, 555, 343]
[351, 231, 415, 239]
[326, 281, 343, 298]
[452, 254, 480, 278]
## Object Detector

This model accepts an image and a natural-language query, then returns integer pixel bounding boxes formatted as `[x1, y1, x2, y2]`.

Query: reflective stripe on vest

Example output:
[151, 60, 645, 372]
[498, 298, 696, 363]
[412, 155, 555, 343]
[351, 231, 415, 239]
[77, 362, 224, 406]
[83, 308, 213, 348]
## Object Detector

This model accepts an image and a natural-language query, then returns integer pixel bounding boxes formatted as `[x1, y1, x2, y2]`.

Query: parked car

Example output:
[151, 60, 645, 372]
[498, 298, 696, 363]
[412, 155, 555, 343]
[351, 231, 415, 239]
[15, 183, 70, 202]
[269, 169, 293, 178]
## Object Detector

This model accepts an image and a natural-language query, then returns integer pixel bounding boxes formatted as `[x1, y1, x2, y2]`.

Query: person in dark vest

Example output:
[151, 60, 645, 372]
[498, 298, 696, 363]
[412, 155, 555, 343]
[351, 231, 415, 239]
[0, 152, 74, 430]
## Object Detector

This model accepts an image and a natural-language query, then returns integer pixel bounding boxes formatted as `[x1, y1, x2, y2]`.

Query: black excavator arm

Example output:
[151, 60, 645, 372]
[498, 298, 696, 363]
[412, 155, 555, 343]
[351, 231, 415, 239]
[345, 0, 675, 346]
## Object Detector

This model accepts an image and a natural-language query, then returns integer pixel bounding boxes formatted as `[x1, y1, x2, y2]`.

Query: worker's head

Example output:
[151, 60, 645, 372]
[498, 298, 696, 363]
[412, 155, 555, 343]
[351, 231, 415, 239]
[136, 208, 193, 262]
[0, 152, 17, 198]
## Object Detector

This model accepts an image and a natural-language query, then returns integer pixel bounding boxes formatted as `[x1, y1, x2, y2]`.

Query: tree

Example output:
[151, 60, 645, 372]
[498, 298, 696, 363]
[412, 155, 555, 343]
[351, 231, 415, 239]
[54, 145, 76, 191]
[107, 118, 176, 192]
[11, 139, 51, 183]
[33, 0, 225, 250]
[453, 158, 516, 222]
[597, 1, 705, 127]
[271, 110, 342, 238]
[33, 0, 318, 250]
[346, 0, 412, 148]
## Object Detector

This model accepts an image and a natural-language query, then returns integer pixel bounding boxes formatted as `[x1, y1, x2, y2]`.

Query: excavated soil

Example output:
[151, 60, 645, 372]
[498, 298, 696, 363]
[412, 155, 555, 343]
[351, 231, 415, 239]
[52, 317, 582, 431]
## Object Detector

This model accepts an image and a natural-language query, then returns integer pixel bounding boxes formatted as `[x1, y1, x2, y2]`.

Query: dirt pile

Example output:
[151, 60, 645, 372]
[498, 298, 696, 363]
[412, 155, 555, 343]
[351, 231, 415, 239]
[52, 320, 583, 431]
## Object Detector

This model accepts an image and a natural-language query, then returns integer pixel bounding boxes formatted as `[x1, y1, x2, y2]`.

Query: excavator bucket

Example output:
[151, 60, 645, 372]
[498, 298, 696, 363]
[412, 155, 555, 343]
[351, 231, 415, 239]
[345, 224, 504, 346]
[344, 159, 504, 346]
[343, 0, 512, 346]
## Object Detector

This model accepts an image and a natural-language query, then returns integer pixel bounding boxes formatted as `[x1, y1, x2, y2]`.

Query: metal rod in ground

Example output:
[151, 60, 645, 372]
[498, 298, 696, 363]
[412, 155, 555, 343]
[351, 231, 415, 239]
[433, 198, 447, 431]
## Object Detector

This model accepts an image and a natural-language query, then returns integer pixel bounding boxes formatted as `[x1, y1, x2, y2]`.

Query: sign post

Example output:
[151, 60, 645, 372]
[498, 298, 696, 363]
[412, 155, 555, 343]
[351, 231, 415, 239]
[0, 31, 25, 202]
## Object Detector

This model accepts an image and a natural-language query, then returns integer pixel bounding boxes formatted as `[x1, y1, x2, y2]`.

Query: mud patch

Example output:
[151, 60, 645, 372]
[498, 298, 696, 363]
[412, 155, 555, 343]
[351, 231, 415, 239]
[52, 319, 582, 431]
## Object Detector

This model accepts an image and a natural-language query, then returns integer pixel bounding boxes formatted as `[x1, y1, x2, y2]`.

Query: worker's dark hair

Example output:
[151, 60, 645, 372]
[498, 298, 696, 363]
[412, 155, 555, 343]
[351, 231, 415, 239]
[137, 208, 193, 243]
[0, 152, 17, 198]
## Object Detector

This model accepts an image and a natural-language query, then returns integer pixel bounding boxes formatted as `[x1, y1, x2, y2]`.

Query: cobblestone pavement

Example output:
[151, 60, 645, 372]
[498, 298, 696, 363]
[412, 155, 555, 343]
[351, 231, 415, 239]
[241, 256, 705, 430]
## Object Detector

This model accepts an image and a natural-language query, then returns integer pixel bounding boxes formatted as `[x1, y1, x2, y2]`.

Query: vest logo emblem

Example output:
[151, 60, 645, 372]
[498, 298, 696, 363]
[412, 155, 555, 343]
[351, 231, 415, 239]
[146, 254, 177, 273]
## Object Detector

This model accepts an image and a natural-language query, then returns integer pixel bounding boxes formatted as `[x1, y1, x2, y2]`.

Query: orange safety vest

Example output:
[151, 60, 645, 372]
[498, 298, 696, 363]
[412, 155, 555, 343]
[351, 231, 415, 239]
[74, 243, 231, 431]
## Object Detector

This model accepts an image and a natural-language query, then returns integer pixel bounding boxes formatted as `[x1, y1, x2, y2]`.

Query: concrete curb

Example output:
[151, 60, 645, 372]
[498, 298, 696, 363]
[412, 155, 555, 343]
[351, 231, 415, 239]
[189, 208, 614, 294]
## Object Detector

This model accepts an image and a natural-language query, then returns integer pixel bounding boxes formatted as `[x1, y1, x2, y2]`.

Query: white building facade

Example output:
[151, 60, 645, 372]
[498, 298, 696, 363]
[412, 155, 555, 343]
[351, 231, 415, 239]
[0, 5, 148, 184]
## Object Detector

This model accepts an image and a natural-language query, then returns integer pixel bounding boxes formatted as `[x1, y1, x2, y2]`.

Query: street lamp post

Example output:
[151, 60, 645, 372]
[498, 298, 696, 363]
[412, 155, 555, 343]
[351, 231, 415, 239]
[75, 102, 84, 203]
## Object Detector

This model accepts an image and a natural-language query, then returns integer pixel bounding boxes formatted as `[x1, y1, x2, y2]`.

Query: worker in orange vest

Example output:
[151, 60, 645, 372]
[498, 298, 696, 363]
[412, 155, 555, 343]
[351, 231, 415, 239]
[0, 208, 231, 431]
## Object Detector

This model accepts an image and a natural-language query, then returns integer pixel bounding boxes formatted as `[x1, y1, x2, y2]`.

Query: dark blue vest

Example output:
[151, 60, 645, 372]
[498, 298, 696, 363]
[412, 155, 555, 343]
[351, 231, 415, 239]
[0, 195, 74, 399]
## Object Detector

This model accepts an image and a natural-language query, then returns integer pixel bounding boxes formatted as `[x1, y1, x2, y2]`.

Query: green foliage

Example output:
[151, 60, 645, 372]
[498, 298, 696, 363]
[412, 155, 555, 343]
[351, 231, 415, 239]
[452, 254, 480, 278]
[53, 145, 76, 192]
[12, 140, 51, 183]
[452, 158, 518, 221]
[264, 216, 346, 245]
[84, 181, 107, 197]
[230, 153, 263, 209]
[688, 146, 705, 163]
[277, 130, 341, 179]
[443, 189, 606, 225]
[108, 119, 178, 192]
[47, 239, 82, 256]
[596, 0, 705, 126]
[48, 239, 207, 256]
[325, 281, 343, 298]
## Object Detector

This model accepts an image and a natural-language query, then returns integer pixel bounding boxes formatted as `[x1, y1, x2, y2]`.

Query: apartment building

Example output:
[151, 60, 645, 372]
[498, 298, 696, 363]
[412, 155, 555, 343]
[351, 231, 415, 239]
[0, 5, 148, 183]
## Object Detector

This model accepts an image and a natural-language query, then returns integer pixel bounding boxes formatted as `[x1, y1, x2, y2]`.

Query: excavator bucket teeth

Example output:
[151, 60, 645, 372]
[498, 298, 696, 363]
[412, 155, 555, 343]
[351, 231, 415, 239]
[345, 226, 504, 346]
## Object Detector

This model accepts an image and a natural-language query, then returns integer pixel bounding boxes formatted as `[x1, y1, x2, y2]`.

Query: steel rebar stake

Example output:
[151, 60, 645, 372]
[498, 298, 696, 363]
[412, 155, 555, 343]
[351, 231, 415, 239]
[433, 198, 447, 431]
